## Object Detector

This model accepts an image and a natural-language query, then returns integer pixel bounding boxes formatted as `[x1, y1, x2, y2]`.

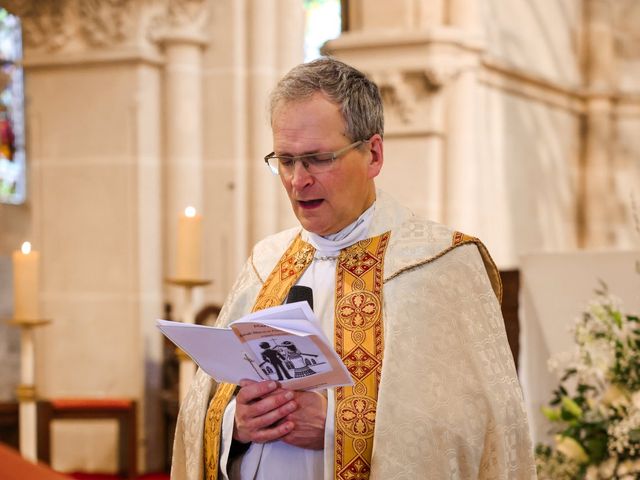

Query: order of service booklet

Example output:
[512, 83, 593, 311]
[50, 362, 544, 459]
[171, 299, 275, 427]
[156, 301, 354, 391]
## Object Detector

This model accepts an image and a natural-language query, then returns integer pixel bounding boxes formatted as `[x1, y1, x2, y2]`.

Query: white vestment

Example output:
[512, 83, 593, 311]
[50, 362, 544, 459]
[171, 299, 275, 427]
[222, 204, 375, 480]
[171, 190, 537, 480]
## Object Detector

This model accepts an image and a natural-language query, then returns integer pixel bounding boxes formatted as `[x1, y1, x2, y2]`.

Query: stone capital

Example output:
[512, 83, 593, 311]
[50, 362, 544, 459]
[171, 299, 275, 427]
[369, 69, 440, 126]
[4, 0, 71, 52]
[4, 0, 210, 61]
[150, 0, 209, 47]
[5, 0, 138, 52]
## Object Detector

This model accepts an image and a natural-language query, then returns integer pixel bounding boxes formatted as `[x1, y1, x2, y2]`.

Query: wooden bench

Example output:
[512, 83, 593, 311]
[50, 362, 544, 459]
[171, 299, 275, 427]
[37, 398, 137, 479]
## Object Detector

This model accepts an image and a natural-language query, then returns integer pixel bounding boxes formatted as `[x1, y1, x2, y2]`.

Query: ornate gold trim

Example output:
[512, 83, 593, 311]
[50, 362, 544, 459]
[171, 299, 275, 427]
[203, 382, 237, 480]
[334, 232, 390, 480]
[384, 233, 503, 303]
[203, 234, 315, 480]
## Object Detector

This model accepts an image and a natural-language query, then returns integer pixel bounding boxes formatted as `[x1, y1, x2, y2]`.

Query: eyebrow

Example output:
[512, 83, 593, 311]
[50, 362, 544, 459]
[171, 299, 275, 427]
[273, 132, 351, 156]
[273, 148, 325, 157]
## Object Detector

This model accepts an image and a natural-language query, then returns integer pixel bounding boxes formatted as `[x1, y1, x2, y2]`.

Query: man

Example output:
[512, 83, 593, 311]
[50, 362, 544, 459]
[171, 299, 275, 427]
[172, 57, 536, 479]
[258, 342, 292, 381]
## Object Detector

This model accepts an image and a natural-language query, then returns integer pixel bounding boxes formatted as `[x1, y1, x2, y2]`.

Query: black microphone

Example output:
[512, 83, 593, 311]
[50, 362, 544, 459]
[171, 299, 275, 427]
[285, 285, 313, 311]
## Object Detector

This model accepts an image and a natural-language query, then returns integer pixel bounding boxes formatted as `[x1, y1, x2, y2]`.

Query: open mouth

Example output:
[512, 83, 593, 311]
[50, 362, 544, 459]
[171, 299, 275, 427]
[298, 199, 324, 209]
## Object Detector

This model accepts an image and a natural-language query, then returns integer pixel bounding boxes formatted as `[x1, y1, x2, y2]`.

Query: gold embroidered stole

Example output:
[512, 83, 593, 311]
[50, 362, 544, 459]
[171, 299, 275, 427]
[203, 235, 315, 480]
[334, 232, 390, 480]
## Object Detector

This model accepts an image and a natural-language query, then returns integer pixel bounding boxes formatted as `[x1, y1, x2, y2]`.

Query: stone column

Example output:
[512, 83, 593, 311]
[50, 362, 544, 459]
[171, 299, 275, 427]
[199, 0, 303, 298]
[324, 0, 484, 228]
[155, 1, 209, 279]
[155, 3, 209, 404]
[581, 0, 619, 247]
[7, 0, 167, 472]
[247, 0, 280, 243]
[442, 0, 484, 234]
[247, 0, 304, 243]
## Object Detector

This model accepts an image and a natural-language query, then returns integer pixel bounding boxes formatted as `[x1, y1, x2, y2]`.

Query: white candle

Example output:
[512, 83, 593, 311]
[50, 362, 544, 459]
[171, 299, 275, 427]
[12, 241, 40, 319]
[176, 206, 203, 279]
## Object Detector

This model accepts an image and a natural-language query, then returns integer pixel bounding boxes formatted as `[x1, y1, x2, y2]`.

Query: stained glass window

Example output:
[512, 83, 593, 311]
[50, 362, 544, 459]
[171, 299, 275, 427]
[304, 0, 342, 61]
[0, 8, 25, 205]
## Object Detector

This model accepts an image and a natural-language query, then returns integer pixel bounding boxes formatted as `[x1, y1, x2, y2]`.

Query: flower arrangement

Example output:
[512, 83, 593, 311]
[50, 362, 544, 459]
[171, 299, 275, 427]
[536, 283, 640, 479]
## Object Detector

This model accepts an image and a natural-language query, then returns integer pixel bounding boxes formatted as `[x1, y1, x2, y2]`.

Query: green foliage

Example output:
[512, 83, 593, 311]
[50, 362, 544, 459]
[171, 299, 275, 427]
[536, 289, 640, 479]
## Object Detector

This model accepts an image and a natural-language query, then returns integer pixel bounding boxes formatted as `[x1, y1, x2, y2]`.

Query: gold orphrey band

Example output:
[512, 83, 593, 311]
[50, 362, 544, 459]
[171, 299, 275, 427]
[334, 232, 390, 480]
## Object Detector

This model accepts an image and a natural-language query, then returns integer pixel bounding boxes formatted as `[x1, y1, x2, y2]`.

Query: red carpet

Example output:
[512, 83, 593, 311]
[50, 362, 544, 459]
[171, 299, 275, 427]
[69, 474, 169, 480]
[0, 443, 169, 480]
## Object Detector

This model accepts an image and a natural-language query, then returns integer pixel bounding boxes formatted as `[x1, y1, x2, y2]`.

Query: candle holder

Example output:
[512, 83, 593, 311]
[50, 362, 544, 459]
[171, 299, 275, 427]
[6, 317, 51, 462]
[165, 278, 212, 403]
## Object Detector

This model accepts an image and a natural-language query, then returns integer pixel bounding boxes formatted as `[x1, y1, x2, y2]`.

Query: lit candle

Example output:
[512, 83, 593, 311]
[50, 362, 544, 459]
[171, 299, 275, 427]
[176, 206, 203, 279]
[12, 241, 40, 319]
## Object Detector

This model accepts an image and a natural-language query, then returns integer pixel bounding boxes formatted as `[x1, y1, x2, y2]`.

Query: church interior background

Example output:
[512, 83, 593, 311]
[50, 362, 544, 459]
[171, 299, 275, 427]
[0, 0, 638, 476]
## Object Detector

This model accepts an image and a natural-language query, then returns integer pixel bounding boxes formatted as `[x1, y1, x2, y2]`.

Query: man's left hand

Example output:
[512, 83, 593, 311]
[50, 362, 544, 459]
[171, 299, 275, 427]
[277, 389, 327, 450]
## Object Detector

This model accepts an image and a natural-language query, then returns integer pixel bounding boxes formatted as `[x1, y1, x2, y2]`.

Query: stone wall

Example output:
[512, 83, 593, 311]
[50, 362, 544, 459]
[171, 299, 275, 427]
[0, 0, 303, 473]
[327, 0, 640, 266]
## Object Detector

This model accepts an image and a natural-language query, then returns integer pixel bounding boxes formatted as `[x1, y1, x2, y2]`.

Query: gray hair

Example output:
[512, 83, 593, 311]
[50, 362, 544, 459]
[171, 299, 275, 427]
[269, 57, 384, 141]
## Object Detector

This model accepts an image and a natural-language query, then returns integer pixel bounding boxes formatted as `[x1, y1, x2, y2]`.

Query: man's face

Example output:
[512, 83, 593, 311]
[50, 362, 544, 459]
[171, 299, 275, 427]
[271, 92, 383, 236]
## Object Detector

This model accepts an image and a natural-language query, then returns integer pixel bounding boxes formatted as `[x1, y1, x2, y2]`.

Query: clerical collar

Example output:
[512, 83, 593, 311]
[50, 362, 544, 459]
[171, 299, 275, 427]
[302, 202, 376, 257]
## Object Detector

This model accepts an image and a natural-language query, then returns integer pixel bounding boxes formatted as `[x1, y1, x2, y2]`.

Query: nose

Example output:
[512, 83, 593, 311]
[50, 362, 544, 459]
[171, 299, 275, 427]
[290, 160, 313, 190]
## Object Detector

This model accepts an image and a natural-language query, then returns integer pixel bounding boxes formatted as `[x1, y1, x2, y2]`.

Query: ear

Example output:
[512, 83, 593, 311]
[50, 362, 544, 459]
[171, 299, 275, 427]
[366, 134, 384, 179]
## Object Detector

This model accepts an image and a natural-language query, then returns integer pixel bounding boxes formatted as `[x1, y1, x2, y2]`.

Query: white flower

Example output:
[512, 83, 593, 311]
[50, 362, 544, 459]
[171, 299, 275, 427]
[602, 384, 630, 408]
[608, 407, 640, 455]
[585, 465, 599, 480]
[599, 456, 617, 477]
[555, 435, 588, 463]
[617, 459, 634, 475]
[583, 338, 615, 372]
[547, 350, 578, 376]
[536, 288, 640, 476]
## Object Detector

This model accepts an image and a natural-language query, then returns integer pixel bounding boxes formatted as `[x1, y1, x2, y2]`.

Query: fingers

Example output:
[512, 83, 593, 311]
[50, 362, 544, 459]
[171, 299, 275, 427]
[275, 391, 327, 450]
[250, 418, 295, 444]
[233, 380, 300, 444]
[236, 380, 279, 405]
[247, 391, 296, 427]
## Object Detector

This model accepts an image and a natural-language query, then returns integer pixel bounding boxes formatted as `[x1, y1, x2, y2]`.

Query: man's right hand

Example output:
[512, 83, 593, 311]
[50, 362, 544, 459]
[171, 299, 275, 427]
[233, 379, 297, 444]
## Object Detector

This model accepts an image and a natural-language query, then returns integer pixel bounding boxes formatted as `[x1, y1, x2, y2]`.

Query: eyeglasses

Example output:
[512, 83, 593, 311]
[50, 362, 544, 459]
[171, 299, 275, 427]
[264, 140, 367, 176]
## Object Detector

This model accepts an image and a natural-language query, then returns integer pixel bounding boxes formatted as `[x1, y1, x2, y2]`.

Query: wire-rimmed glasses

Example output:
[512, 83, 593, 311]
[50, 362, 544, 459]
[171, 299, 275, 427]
[264, 140, 367, 176]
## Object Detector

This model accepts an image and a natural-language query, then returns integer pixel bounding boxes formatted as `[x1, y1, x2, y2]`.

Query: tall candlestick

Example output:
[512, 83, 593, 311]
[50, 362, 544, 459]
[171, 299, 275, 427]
[176, 206, 203, 279]
[12, 242, 40, 320]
